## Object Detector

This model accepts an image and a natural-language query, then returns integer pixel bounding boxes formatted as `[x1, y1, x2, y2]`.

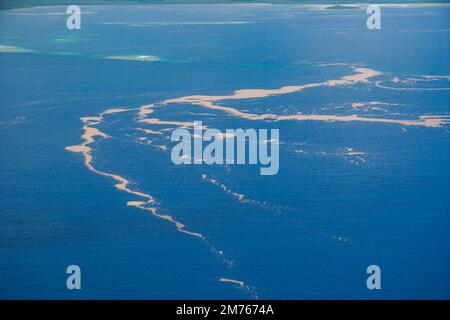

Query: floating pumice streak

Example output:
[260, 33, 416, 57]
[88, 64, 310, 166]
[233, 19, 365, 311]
[67, 65, 449, 299]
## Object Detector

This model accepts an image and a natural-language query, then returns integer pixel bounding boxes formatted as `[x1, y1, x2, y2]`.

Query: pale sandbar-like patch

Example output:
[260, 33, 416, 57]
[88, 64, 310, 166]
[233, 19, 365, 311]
[105, 55, 162, 62]
[0, 45, 33, 53]
[101, 21, 254, 27]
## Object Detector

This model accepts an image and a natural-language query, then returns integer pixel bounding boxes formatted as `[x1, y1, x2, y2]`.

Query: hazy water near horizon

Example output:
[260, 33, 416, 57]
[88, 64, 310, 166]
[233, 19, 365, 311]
[0, 4, 449, 299]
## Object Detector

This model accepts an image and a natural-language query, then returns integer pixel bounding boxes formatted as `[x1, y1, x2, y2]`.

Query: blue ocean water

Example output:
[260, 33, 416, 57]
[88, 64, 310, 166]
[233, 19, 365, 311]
[0, 4, 449, 299]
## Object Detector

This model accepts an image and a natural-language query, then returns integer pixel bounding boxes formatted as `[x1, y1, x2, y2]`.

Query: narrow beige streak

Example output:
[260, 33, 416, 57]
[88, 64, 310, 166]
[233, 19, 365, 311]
[165, 68, 380, 104]
[346, 151, 365, 155]
[219, 278, 245, 287]
[275, 114, 447, 127]
[65, 115, 203, 239]
[345, 148, 365, 156]
[351, 101, 398, 109]
[137, 128, 163, 135]
[127, 201, 203, 238]
[202, 174, 245, 201]
[140, 118, 192, 127]
[375, 80, 450, 91]
[138, 68, 447, 129]
[101, 108, 129, 115]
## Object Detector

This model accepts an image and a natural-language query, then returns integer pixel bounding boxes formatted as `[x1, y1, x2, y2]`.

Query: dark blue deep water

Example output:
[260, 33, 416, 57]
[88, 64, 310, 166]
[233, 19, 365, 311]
[0, 4, 449, 299]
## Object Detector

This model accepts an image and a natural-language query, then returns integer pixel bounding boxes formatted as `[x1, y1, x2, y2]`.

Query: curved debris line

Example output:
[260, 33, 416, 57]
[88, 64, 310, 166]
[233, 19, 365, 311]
[66, 66, 449, 299]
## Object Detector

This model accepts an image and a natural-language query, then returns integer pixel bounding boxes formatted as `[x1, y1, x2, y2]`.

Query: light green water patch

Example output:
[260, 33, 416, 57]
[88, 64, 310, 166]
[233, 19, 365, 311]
[51, 51, 81, 56]
[101, 21, 254, 27]
[105, 55, 163, 62]
[0, 44, 33, 53]
[53, 34, 91, 44]
[104, 55, 188, 64]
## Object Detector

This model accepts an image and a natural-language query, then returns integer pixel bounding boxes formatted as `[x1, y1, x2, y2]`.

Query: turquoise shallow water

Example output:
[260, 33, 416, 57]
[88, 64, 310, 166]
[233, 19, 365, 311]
[0, 4, 449, 299]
